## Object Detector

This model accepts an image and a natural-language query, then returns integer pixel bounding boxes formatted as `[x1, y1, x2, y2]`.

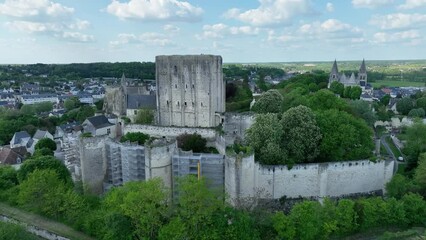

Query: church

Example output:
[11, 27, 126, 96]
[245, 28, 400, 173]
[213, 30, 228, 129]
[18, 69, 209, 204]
[328, 59, 367, 90]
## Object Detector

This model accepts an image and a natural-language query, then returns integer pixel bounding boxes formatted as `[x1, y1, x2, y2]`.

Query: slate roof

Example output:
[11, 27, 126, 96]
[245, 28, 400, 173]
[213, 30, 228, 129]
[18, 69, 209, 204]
[33, 130, 48, 140]
[13, 131, 30, 144]
[87, 115, 113, 129]
[59, 122, 81, 133]
[127, 94, 156, 109]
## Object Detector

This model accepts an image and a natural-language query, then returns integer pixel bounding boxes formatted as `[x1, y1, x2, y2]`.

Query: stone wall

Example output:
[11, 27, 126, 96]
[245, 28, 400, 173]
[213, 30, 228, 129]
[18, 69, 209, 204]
[124, 124, 217, 140]
[104, 86, 125, 116]
[225, 155, 394, 205]
[223, 112, 254, 145]
[79, 136, 108, 195]
[145, 139, 176, 188]
[156, 55, 225, 128]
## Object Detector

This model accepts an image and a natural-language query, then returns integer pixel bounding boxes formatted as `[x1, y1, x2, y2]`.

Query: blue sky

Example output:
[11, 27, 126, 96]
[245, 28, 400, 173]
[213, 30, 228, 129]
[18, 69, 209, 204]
[0, 0, 425, 63]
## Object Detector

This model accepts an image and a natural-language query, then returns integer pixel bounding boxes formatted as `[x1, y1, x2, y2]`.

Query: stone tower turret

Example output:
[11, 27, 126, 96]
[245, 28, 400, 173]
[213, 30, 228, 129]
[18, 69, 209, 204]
[358, 59, 367, 88]
[328, 59, 339, 87]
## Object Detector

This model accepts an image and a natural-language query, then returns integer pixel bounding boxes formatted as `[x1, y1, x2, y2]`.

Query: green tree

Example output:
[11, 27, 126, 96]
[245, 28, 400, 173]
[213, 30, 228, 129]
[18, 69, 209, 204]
[289, 201, 323, 240]
[401, 193, 426, 225]
[307, 89, 348, 112]
[329, 81, 344, 96]
[273, 212, 296, 240]
[416, 97, 426, 112]
[281, 106, 322, 163]
[349, 86, 362, 100]
[17, 155, 72, 186]
[34, 138, 56, 151]
[134, 108, 154, 124]
[94, 99, 104, 111]
[120, 132, 150, 145]
[380, 94, 391, 106]
[33, 147, 54, 157]
[76, 105, 95, 122]
[349, 100, 377, 126]
[64, 96, 81, 111]
[403, 122, 426, 171]
[335, 199, 358, 235]
[251, 89, 283, 114]
[103, 179, 168, 239]
[18, 169, 85, 221]
[414, 153, 426, 194]
[176, 133, 207, 152]
[397, 97, 415, 115]
[316, 109, 374, 161]
[408, 108, 425, 118]
[0, 165, 18, 190]
[386, 174, 414, 199]
[174, 176, 223, 239]
[246, 113, 286, 164]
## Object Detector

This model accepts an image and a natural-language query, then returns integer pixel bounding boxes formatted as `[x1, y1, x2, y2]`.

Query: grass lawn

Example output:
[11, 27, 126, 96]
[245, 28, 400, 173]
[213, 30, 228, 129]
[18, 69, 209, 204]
[371, 80, 425, 88]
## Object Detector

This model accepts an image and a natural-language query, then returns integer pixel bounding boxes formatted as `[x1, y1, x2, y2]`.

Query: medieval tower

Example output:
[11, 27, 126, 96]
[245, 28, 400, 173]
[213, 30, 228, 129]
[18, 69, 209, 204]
[156, 55, 225, 128]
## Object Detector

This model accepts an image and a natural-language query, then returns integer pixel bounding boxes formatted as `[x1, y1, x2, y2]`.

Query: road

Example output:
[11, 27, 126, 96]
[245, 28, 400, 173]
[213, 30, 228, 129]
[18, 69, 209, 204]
[381, 134, 396, 160]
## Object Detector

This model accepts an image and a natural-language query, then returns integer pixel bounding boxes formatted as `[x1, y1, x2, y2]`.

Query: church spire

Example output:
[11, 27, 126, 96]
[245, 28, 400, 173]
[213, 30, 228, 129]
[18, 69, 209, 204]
[359, 59, 366, 74]
[331, 59, 339, 75]
[121, 73, 126, 86]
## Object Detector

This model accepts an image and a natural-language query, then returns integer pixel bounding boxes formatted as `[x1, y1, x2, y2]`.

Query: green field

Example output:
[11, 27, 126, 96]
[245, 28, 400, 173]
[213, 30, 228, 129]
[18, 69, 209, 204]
[371, 80, 425, 88]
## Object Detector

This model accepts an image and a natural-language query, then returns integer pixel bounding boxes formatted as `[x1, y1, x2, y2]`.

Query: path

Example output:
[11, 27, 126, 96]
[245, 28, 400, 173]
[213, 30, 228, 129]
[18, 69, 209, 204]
[0, 202, 94, 240]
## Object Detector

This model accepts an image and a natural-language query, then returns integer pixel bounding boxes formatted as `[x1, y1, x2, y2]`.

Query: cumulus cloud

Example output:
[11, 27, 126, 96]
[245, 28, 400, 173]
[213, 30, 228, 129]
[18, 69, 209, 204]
[352, 0, 394, 9]
[326, 2, 334, 12]
[370, 13, 426, 30]
[110, 33, 174, 47]
[0, 0, 93, 43]
[373, 30, 421, 45]
[300, 19, 362, 39]
[0, 0, 74, 19]
[60, 32, 95, 42]
[398, 0, 426, 9]
[106, 0, 203, 22]
[223, 0, 314, 27]
[196, 23, 260, 39]
[163, 24, 180, 33]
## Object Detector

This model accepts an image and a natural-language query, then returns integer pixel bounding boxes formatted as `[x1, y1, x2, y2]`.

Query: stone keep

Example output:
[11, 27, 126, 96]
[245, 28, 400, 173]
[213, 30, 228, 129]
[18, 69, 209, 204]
[156, 55, 225, 128]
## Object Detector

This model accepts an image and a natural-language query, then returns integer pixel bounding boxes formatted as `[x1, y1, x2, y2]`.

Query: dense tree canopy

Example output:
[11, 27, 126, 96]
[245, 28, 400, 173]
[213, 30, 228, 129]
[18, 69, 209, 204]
[176, 133, 207, 153]
[281, 106, 322, 163]
[17, 155, 72, 186]
[251, 89, 283, 114]
[403, 122, 426, 171]
[315, 109, 374, 161]
[397, 97, 415, 115]
[120, 132, 150, 145]
[34, 138, 57, 152]
[134, 108, 154, 124]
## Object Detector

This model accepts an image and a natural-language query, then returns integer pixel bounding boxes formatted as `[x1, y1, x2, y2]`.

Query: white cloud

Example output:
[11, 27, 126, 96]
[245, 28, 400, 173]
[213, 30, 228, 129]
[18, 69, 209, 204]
[106, 0, 203, 22]
[163, 24, 180, 33]
[5, 20, 61, 33]
[398, 0, 426, 9]
[110, 33, 174, 47]
[370, 13, 426, 30]
[196, 23, 259, 39]
[352, 0, 394, 9]
[373, 30, 421, 45]
[300, 19, 362, 38]
[223, 0, 314, 27]
[68, 19, 90, 30]
[0, 0, 74, 18]
[60, 32, 95, 42]
[326, 2, 334, 12]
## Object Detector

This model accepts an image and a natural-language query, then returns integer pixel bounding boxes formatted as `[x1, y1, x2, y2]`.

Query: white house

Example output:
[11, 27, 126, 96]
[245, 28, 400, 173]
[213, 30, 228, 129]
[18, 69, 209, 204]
[10, 131, 31, 149]
[28, 130, 54, 154]
[82, 115, 115, 137]
[20, 94, 58, 105]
